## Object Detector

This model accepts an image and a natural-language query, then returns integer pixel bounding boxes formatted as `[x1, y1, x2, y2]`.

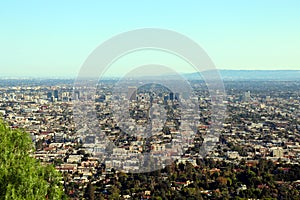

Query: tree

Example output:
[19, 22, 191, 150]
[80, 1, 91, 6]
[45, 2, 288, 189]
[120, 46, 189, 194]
[0, 120, 66, 200]
[216, 176, 228, 188]
[109, 185, 120, 200]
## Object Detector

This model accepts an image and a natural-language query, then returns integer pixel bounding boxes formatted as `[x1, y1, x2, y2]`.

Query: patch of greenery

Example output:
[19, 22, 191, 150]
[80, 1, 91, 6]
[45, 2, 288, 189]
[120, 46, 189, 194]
[0, 120, 66, 200]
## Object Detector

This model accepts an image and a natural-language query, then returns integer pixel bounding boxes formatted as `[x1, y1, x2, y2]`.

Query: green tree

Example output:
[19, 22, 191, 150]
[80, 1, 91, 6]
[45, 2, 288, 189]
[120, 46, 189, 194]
[0, 120, 66, 200]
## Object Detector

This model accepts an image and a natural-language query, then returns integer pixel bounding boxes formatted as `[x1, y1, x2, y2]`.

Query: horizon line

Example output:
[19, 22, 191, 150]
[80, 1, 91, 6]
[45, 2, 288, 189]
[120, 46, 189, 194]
[0, 69, 300, 80]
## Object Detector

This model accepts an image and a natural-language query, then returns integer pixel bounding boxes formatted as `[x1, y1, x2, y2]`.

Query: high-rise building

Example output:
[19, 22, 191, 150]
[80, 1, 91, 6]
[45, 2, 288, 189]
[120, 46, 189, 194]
[175, 93, 180, 101]
[47, 91, 52, 100]
[169, 92, 174, 101]
[74, 91, 80, 100]
[54, 90, 59, 99]
[164, 94, 169, 103]
[243, 91, 251, 102]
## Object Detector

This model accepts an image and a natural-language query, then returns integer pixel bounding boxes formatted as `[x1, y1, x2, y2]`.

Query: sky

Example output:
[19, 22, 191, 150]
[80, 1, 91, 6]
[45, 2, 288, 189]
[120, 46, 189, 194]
[0, 0, 299, 77]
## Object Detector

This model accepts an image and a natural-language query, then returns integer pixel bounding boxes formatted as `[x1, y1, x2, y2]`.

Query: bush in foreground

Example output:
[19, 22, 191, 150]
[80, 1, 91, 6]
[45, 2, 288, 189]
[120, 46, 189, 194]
[0, 120, 66, 200]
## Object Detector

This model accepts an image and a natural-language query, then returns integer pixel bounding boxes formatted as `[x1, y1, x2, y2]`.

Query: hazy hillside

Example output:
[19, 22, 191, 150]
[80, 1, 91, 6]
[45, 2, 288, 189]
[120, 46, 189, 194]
[183, 70, 300, 81]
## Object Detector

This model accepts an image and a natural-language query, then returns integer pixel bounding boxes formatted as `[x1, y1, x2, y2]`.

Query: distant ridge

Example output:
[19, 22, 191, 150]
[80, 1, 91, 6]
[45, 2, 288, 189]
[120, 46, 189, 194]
[183, 70, 300, 81]
[0, 70, 300, 81]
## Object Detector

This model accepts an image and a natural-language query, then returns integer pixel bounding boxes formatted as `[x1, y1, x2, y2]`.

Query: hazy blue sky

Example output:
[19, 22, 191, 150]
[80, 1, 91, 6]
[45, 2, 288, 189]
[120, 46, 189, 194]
[0, 1, 299, 77]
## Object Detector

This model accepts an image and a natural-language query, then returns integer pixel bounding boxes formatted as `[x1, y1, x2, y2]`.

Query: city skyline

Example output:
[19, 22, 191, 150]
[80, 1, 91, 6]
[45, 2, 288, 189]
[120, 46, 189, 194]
[1, 78, 300, 199]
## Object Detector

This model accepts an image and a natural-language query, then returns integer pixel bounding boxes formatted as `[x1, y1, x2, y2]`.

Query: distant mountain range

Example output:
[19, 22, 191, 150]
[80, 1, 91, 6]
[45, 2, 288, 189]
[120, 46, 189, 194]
[183, 70, 300, 81]
[1, 70, 299, 81]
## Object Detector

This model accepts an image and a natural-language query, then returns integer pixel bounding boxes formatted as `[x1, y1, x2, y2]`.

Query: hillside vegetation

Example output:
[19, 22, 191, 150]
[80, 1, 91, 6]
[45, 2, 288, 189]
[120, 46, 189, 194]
[0, 120, 66, 200]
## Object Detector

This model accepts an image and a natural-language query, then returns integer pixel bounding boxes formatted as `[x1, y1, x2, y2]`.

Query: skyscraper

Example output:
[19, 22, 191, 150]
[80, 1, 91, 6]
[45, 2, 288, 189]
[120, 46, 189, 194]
[74, 91, 80, 100]
[244, 91, 251, 102]
[47, 91, 52, 100]
[169, 92, 174, 101]
[164, 94, 169, 103]
[54, 90, 59, 99]
[175, 93, 180, 101]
